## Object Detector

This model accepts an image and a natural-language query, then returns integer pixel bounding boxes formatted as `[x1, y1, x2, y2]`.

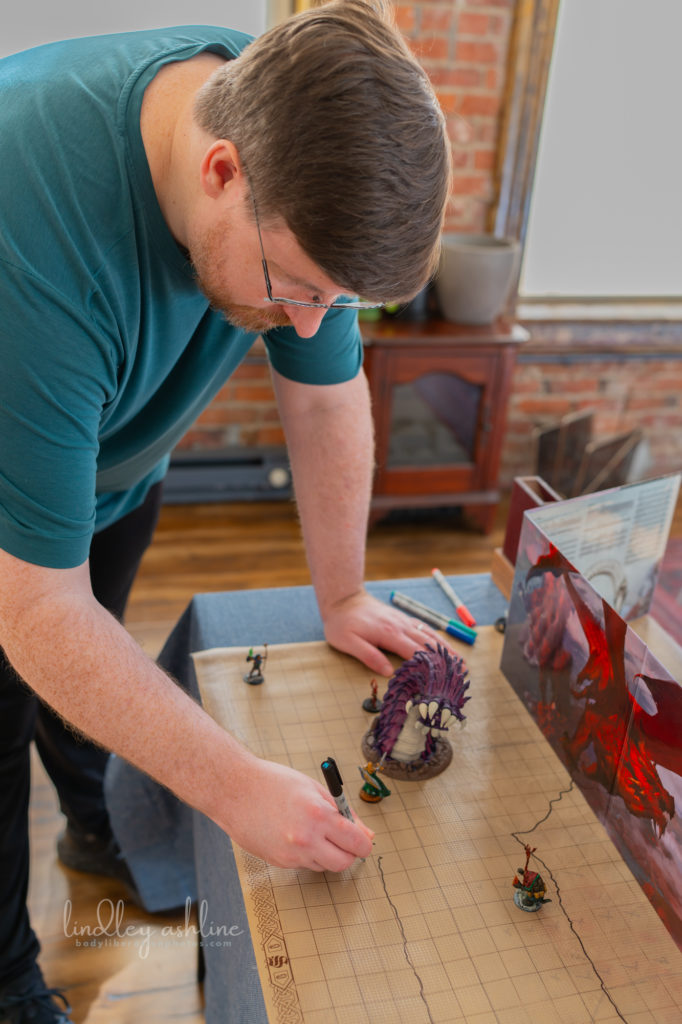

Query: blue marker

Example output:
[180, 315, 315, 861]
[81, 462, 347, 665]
[390, 590, 477, 645]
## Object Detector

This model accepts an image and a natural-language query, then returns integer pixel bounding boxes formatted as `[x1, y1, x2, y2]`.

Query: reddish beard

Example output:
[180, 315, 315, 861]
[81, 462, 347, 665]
[212, 300, 292, 333]
[188, 223, 293, 332]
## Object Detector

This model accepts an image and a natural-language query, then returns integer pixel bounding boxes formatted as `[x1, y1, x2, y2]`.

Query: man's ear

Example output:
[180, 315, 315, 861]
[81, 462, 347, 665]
[199, 139, 245, 201]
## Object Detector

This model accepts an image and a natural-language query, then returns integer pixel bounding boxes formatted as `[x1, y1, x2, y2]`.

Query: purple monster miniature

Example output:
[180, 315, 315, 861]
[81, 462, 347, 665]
[361, 642, 470, 780]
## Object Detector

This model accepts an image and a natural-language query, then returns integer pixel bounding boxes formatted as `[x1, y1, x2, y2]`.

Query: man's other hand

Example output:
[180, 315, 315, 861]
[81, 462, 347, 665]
[322, 590, 454, 677]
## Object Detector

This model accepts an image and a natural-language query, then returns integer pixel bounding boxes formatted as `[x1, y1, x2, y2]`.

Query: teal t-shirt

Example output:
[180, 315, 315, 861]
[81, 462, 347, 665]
[0, 27, 362, 569]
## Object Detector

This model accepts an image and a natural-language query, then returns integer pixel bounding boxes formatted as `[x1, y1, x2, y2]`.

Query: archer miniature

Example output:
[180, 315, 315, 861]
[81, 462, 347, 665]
[358, 761, 391, 803]
[512, 844, 551, 912]
[362, 677, 383, 713]
[244, 644, 268, 686]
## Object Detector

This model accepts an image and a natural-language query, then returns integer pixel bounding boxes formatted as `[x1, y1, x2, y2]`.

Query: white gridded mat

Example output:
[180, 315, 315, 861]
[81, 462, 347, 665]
[193, 630, 682, 1024]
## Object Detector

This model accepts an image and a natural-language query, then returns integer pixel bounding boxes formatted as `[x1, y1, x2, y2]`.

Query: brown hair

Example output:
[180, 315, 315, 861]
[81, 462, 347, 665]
[194, 0, 451, 302]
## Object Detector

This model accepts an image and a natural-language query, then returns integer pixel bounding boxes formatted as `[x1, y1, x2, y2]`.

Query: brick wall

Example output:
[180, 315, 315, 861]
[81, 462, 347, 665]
[501, 330, 682, 489]
[396, 0, 514, 233]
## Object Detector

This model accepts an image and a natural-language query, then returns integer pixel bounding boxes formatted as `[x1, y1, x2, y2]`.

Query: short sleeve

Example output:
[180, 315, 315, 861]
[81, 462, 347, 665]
[0, 260, 117, 568]
[261, 305, 363, 385]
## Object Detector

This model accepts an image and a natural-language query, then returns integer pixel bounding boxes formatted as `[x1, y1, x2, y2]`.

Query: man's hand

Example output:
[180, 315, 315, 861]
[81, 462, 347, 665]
[273, 372, 457, 678]
[226, 757, 373, 871]
[322, 589, 451, 677]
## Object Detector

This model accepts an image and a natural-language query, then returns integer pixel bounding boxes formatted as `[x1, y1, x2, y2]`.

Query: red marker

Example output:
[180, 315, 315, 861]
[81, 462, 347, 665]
[431, 568, 477, 628]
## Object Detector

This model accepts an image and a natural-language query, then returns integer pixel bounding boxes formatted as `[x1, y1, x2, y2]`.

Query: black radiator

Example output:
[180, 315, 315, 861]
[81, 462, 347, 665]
[164, 447, 292, 503]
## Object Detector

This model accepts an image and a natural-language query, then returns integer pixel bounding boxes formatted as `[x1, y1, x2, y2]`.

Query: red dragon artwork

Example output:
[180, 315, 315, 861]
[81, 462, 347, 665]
[526, 549, 678, 837]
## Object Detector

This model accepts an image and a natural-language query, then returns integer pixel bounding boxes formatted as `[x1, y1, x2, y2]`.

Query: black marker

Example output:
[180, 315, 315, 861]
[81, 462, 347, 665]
[320, 757, 354, 821]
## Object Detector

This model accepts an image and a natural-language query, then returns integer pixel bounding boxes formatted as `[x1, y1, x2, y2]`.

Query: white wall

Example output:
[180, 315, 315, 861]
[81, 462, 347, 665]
[520, 0, 682, 299]
[1, 1, 267, 58]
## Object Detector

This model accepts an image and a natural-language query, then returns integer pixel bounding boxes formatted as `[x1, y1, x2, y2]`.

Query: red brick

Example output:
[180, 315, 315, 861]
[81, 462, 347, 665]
[508, 371, 542, 394]
[443, 199, 488, 234]
[394, 4, 417, 34]
[516, 398, 574, 417]
[578, 395, 618, 410]
[485, 67, 499, 90]
[546, 377, 600, 394]
[435, 90, 458, 115]
[473, 148, 495, 171]
[451, 173, 491, 197]
[421, 7, 454, 33]
[640, 376, 682, 392]
[473, 121, 498, 144]
[636, 413, 682, 429]
[621, 396, 657, 411]
[455, 40, 500, 64]
[409, 35, 450, 61]
[229, 362, 270, 380]
[458, 12, 490, 35]
[465, 0, 515, 9]
[241, 427, 287, 447]
[429, 67, 483, 88]
[231, 385, 277, 402]
[213, 376, 270, 401]
[459, 93, 502, 117]
[485, 13, 505, 34]
[195, 405, 260, 426]
[249, 337, 267, 356]
[450, 149, 472, 169]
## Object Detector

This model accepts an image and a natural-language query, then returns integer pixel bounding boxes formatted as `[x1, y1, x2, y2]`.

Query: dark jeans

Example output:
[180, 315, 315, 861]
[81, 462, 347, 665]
[0, 482, 163, 985]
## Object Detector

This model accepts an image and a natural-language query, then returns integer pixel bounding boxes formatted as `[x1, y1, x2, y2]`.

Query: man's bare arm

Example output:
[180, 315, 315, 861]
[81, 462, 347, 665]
[272, 367, 448, 674]
[0, 547, 372, 870]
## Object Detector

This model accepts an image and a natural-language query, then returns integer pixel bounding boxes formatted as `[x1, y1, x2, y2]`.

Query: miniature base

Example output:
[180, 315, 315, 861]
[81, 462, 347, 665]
[513, 891, 543, 913]
[361, 718, 453, 780]
[243, 673, 264, 686]
[361, 697, 382, 712]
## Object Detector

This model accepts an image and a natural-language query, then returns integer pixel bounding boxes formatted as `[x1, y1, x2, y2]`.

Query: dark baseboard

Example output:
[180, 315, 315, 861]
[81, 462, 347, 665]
[164, 447, 292, 504]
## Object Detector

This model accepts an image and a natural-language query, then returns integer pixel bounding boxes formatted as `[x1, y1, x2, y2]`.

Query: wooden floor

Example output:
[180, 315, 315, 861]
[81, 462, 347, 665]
[27, 493, 682, 1022]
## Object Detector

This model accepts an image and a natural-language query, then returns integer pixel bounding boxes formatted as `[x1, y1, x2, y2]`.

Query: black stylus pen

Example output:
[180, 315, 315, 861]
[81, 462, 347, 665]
[320, 757, 354, 821]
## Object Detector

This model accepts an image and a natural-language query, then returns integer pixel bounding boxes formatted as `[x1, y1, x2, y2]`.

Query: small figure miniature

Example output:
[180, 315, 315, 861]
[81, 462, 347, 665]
[244, 644, 268, 685]
[362, 678, 383, 713]
[362, 642, 470, 781]
[358, 761, 391, 803]
[512, 844, 551, 912]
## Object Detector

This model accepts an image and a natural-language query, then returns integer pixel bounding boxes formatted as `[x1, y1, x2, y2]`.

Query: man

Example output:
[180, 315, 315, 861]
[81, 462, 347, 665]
[0, 2, 450, 1020]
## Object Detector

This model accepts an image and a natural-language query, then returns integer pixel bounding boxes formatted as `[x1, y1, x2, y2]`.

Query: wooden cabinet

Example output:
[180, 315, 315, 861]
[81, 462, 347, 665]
[361, 318, 528, 532]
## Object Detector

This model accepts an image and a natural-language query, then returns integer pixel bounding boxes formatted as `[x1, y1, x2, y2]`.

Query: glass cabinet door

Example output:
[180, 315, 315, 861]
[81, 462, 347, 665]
[387, 371, 482, 469]
[369, 348, 501, 498]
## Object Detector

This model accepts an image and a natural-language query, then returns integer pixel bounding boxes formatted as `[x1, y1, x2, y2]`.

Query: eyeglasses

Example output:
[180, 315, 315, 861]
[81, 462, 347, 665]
[250, 192, 384, 311]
